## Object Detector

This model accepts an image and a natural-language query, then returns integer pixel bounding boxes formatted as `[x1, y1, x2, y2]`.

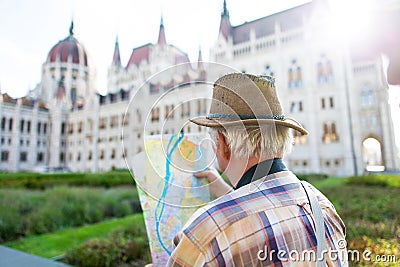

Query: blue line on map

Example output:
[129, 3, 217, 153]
[154, 132, 184, 256]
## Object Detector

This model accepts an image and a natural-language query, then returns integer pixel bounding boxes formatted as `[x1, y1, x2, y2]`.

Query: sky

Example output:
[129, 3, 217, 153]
[0, 0, 310, 97]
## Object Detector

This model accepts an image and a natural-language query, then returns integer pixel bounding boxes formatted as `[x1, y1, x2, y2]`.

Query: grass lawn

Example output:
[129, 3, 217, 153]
[308, 176, 346, 189]
[311, 177, 400, 266]
[5, 214, 143, 258]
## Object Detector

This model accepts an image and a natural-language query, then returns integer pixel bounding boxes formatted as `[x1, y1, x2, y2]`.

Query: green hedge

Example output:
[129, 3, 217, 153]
[0, 170, 135, 189]
[345, 174, 400, 188]
[0, 186, 141, 243]
[63, 215, 150, 267]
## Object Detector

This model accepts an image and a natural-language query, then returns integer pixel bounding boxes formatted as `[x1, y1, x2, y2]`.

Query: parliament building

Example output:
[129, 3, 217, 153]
[0, 1, 398, 176]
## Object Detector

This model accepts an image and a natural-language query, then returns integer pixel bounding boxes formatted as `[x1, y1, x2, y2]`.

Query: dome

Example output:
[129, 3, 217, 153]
[46, 22, 88, 66]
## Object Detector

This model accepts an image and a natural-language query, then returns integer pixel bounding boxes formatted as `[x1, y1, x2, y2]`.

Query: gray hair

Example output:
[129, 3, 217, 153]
[208, 125, 293, 159]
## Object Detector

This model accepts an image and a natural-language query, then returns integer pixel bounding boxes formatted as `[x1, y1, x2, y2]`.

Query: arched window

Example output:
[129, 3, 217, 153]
[288, 59, 302, 88]
[59, 152, 65, 162]
[27, 121, 31, 133]
[37, 152, 44, 163]
[165, 105, 170, 119]
[99, 118, 106, 130]
[288, 68, 294, 88]
[362, 137, 383, 171]
[290, 101, 303, 113]
[331, 122, 338, 142]
[290, 102, 296, 113]
[71, 88, 77, 106]
[293, 128, 307, 145]
[151, 107, 160, 122]
[360, 83, 375, 107]
[326, 60, 333, 79]
[323, 123, 329, 143]
[1, 117, 6, 131]
[170, 105, 175, 119]
[317, 62, 324, 83]
[78, 121, 83, 133]
[322, 121, 339, 144]
[8, 118, 13, 131]
[317, 54, 334, 84]
[296, 66, 302, 87]
[181, 102, 190, 118]
[20, 119, 25, 132]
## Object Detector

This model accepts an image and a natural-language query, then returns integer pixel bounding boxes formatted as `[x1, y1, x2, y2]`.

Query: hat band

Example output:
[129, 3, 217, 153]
[207, 113, 285, 120]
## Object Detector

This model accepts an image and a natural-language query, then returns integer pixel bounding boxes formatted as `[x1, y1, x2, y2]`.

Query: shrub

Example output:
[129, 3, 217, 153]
[64, 239, 120, 267]
[345, 174, 400, 188]
[0, 171, 135, 189]
[26, 205, 65, 234]
[0, 186, 140, 242]
[63, 218, 150, 267]
[0, 189, 45, 242]
[0, 204, 23, 241]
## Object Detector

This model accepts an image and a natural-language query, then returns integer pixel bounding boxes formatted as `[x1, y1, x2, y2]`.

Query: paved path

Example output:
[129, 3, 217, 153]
[0, 245, 71, 267]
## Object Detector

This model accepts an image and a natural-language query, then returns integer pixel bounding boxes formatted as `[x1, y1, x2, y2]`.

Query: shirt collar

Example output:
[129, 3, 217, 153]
[234, 158, 288, 190]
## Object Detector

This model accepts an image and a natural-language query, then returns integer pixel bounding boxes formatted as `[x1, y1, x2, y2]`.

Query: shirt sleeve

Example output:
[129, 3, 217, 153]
[166, 231, 206, 267]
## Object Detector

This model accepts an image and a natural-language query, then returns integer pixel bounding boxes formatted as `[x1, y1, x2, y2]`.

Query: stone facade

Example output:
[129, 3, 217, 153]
[0, 96, 50, 171]
[0, 1, 398, 176]
[210, 1, 399, 175]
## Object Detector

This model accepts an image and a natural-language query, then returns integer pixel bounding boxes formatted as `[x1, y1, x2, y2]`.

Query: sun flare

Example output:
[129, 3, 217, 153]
[328, 0, 375, 42]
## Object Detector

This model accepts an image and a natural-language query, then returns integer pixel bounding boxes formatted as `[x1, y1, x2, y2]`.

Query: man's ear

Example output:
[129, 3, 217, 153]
[218, 132, 231, 160]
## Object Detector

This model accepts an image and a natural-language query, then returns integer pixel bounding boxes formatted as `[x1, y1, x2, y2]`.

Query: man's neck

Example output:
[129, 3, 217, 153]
[226, 156, 275, 188]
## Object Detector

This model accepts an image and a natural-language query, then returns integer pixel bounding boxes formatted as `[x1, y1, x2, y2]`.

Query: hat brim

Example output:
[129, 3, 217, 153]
[189, 116, 308, 135]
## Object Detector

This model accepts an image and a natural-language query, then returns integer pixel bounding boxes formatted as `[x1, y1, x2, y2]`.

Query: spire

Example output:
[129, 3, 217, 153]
[112, 35, 121, 66]
[222, 0, 229, 17]
[69, 20, 74, 36]
[157, 16, 167, 45]
[197, 47, 203, 69]
[219, 0, 231, 41]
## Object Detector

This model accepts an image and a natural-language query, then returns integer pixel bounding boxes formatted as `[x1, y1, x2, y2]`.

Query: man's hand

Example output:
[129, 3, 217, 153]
[194, 167, 233, 198]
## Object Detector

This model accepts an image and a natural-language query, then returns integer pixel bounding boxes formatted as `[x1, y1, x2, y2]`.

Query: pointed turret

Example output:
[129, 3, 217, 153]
[157, 16, 167, 46]
[219, 0, 231, 41]
[197, 47, 204, 69]
[112, 35, 121, 66]
[69, 20, 74, 36]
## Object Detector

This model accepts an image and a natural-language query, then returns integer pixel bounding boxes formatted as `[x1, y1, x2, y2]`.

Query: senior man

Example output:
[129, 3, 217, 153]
[166, 73, 347, 266]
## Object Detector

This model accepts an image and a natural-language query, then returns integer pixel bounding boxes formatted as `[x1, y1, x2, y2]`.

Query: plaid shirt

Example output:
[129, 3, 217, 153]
[166, 171, 347, 266]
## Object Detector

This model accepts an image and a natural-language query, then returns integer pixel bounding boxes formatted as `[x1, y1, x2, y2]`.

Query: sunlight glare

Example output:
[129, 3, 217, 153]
[328, 0, 375, 43]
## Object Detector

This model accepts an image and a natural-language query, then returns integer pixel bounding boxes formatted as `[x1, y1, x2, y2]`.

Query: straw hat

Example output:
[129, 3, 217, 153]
[190, 73, 308, 135]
